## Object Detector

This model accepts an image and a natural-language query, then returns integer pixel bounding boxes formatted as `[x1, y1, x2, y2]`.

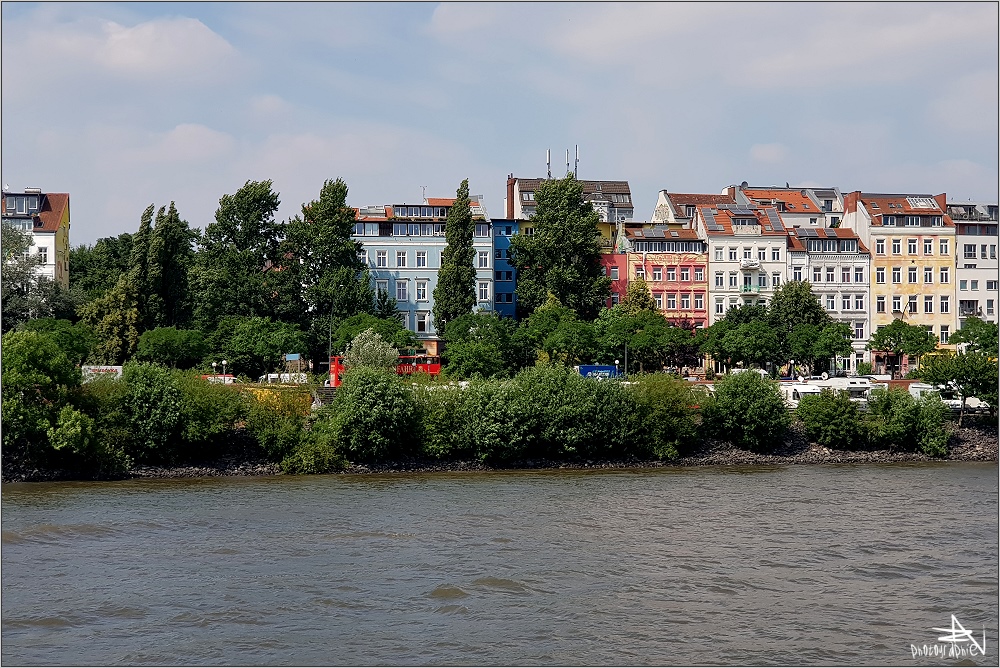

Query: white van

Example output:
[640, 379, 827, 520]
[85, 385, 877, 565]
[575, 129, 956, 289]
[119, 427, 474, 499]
[780, 383, 822, 409]
[810, 377, 874, 405]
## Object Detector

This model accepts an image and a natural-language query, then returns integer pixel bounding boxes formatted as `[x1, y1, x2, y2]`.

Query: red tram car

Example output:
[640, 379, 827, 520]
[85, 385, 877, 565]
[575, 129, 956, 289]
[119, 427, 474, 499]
[328, 355, 441, 387]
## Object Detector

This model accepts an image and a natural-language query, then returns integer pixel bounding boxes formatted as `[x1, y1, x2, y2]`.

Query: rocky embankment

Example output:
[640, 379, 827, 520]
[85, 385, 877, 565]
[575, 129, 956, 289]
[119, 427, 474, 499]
[4, 422, 996, 483]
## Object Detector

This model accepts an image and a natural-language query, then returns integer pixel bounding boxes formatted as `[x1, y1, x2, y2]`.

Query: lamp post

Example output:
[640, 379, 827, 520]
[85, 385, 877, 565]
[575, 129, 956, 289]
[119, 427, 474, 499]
[221, 359, 227, 381]
[211, 361, 217, 380]
[615, 359, 620, 378]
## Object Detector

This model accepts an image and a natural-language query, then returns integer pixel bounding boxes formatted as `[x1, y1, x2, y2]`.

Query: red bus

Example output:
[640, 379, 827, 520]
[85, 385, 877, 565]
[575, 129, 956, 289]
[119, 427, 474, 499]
[328, 355, 441, 387]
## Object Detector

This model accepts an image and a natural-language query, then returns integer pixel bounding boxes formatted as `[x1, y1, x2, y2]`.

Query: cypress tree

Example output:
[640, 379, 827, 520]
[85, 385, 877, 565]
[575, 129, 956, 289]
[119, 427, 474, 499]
[433, 179, 476, 331]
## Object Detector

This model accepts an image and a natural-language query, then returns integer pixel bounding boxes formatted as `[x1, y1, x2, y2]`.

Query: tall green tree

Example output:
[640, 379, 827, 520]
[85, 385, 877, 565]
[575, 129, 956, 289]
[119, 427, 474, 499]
[767, 281, 831, 337]
[433, 179, 477, 330]
[918, 351, 998, 425]
[70, 233, 134, 301]
[867, 319, 938, 378]
[191, 180, 283, 331]
[283, 178, 375, 362]
[619, 278, 657, 315]
[2, 223, 51, 332]
[145, 203, 196, 329]
[508, 174, 610, 319]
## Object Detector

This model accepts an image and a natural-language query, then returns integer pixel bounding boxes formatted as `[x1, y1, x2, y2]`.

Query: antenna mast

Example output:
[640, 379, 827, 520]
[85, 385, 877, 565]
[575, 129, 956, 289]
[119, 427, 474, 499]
[574, 145, 579, 178]
[546, 149, 551, 179]
[420, 185, 427, 201]
[566, 149, 570, 176]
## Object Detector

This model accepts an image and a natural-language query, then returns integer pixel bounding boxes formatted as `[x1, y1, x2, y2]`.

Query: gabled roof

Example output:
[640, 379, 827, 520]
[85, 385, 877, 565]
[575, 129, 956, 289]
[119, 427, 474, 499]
[666, 193, 735, 211]
[1, 192, 70, 233]
[859, 193, 954, 227]
[787, 226, 870, 253]
[425, 198, 455, 207]
[698, 204, 788, 236]
[513, 177, 632, 196]
[741, 188, 817, 213]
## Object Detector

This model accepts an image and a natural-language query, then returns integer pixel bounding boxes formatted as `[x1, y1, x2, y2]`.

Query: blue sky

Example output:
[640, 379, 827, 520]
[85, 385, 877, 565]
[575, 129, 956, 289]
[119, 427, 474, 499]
[2, 2, 997, 245]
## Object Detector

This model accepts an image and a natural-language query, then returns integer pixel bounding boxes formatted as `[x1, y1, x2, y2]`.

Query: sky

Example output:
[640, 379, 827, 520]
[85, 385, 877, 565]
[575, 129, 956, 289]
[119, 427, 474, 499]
[2, 2, 997, 245]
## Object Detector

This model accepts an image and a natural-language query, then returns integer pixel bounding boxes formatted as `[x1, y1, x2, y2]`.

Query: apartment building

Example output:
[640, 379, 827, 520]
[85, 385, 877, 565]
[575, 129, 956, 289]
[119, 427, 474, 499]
[694, 203, 790, 324]
[599, 252, 629, 308]
[648, 190, 736, 229]
[490, 219, 519, 319]
[841, 192, 957, 366]
[623, 227, 710, 328]
[736, 185, 844, 228]
[947, 201, 998, 326]
[353, 196, 492, 353]
[786, 227, 872, 370]
[1, 187, 71, 288]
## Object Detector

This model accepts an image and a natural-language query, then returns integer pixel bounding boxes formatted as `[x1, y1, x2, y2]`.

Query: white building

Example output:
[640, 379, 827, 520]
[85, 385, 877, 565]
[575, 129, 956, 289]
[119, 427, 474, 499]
[786, 227, 872, 370]
[947, 201, 998, 327]
[1, 187, 71, 288]
[735, 185, 845, 228]
[694, 202, 790, 324]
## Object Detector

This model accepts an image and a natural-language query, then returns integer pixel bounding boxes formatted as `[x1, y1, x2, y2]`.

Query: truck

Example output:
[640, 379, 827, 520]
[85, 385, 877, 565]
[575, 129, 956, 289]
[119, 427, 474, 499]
[576, 365, 622, 380]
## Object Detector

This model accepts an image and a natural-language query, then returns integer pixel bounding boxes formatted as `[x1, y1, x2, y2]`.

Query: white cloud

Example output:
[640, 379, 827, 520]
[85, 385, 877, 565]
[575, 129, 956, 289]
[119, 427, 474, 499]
[926, 70, 999, 135]
[750, 144, 789, 164]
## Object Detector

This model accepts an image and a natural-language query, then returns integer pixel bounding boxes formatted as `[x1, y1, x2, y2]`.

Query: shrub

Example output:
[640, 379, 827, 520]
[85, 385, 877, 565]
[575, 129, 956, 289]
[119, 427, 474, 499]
[855, 362, 873, 376]
[796, 389, 863, 450]
[702, 371, 790, 452]
[136, 327, 208, 369]
[412, 382, 475, 459]
[628, 373, 701, 459]
[863, 388, 919, 452]
[280, 415, 346, 474]
[915, 394, 949, 457]
[243, 389, 309, 460]
[120, 362, 184, 462]
[325, 367, 417, 461]
[173, 372, 245, 454]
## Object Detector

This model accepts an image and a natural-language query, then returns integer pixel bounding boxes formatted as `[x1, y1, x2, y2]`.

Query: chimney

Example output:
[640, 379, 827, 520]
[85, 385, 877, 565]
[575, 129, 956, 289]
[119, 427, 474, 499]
[933, 193, 947, 211]
[506, 176, 516, 219]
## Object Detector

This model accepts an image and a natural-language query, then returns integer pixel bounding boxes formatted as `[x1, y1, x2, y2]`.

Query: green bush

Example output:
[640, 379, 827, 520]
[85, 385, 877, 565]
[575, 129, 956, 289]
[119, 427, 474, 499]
[914, 394, 949, 457]
[324, 367, 417, 461]
[628, 374, 701, 459]
[702, 371, 790, 452]
[119, 362, 184, 462]
[863, 388, 919, 452]
[796, 389, 863, 450]
[412, 382, 475, 459]
[173, 372, 245, 454]
[280, 415, 346, 474]
[243, 390, 308, 461]
[855, 362, 873, 376]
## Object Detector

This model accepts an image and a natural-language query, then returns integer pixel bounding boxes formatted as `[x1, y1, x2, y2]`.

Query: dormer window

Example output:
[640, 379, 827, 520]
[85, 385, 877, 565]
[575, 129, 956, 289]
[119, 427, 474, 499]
[870, 201, 880, 209]
[884, 216, 896, 226]
[932, 216, 942, 227]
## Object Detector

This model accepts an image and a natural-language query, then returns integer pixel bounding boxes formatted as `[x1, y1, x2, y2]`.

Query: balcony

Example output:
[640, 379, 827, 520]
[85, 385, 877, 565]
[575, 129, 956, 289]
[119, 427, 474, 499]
[732, 224, 762, 236]
[741, 285, 761, 294]
[739, 258, 760, 270]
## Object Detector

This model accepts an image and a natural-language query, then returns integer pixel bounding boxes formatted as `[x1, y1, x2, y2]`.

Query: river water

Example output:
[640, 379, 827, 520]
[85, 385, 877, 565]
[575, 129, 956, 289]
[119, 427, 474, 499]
[2, 464, 997, 666]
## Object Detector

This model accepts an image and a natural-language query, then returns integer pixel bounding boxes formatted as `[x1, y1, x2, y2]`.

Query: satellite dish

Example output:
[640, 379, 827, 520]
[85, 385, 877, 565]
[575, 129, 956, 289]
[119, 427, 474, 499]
[821, 372, 829, 380]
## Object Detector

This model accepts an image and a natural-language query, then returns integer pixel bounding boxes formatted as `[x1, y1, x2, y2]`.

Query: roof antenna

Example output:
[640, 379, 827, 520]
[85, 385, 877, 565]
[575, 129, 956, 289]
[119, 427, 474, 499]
[574, 145, 579, 179]
[546, 149, 551, 179]
[420, 185, 427, 202]
[566, 148, 570, 176]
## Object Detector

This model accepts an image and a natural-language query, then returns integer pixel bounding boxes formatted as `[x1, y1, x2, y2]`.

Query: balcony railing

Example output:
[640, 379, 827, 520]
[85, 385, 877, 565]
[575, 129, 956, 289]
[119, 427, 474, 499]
[741, 285, 761, 294]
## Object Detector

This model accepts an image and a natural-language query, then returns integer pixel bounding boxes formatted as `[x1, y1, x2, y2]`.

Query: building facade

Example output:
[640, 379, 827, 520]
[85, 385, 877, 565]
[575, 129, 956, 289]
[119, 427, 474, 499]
[736, 186, 844, 228]
[1, 187, 71, 288]
[786, 227, 872, 370]
[352, 196, 492, 353]
[622, 227, 710, 328]
[947, 201, 998, 327]
[490, 219, 519, 319]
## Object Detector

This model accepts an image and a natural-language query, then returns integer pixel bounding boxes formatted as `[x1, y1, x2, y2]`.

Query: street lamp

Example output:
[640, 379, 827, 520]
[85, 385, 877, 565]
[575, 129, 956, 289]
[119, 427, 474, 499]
[615, 359, 620, 377]
[221, 359, 227, 381]
[211, 361, 217, 380]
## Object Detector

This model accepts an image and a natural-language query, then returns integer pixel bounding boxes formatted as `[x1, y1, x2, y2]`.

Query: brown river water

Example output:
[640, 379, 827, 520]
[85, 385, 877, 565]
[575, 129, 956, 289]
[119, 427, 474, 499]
[2, 463, 997, 666]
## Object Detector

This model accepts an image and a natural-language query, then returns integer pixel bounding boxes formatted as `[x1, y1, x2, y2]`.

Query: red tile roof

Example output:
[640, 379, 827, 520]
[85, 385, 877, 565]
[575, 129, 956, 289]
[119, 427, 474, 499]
[1, 192, 70, 233]
[425, 198, 455, 207]
[666, 193, 736, 210]
[741, 188, 817, 212]
[698, 205, 789, 236]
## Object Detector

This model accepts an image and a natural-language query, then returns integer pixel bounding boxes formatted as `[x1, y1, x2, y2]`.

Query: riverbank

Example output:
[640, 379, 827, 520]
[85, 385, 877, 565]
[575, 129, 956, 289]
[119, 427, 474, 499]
[4, 422, 995, 483]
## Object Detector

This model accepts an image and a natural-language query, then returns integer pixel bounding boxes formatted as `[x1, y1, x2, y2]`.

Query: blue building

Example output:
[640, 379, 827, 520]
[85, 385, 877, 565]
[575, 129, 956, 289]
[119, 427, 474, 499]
[353, 196, 493, 354]
[491, 218, 518, 319]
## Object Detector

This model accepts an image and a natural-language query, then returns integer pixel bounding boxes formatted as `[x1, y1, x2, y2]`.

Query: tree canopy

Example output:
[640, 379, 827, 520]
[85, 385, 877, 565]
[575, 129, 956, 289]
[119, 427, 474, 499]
[433, 179, 477, 330]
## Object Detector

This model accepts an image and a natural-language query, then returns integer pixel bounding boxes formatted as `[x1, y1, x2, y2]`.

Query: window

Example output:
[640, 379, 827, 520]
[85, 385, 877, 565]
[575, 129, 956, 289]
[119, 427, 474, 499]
[940, 239, 949, 255]
[653, 267, 663, 281]
[758, 248, 766, 261]
[611, 293, 620, 305]
[729, 247, 737, 261]
[353, 222, 365, 236]
[876, 296, 886, 313]
[767, 247, 778, 262]
[842, 268, 851, 283]
[964, 244, 977, 259]
[478, 281, 490, 301]
[892, 267, 901, 283]
[610, 267, 619, 280]
[907, 296, 917, 313]
[398, 311, 409, 330]
[667, 294, 676, 309]
[772, 273, 781, 288]
[416, 251, 427, 267]
[908, 267, 917, 283]
[842, 295, 851, 310]
[940, 296, 949, 313]
[923, 267, 932, 283]
[826, 267, 835, 282]
[892, 296, 901, 312]
[793, 267, 802, 282]
[991, 245, 997, 259]
[826, 295, 835, 310]
[905, 216, 921, 227]
[960, 279, 968, 290]
[729, 272, 737, 288]
[478, 251, 489, 268]
[681, 267, 690, 281]
[854, 322, 864, 340]
[892, 239, 901, 254]
[715, 298, 724, 314]
[853, 294, 863, 311]
[758, 273, 767, 288]
[940, 326, 949, 344]
[654, 293, 663, 309]
[358, 250, 368, 265]
[876, 239, 885, 254]
[971, 280, 979, 291]
[715, 247, 723, 260]
[987, 299, 995, 316]
[416, 281, 427, 301]
[876, 267, 886, 284]
[416, 312, 429, 333]
[667, 267, 677, 281]
[924, 295, 933, 313]
[715, 271, 724, 288]
[396, 251, 407, 267]
[830, 216, 840, 226]
[810, 217, 818, 225]
[813, 267, 822, 282]
[940, 267, 949, 283]
[396, 280, 408, 301]
[635, 266, 645, 279]
[681, 294, 691, 309]
[377, 250, 387, 267]
[743, 248, 752, 259]
[36, 247, 47, 264]
[475, 224, 491, 237]
[694, 267, 704, 281]
[923, 239, 932, 255]
[982, 244, 989, 259]
[987, 280, 998, 291]
[694, 294, 704, 309]
[376, 279, 388, 295]
[907, 238, 917, 254]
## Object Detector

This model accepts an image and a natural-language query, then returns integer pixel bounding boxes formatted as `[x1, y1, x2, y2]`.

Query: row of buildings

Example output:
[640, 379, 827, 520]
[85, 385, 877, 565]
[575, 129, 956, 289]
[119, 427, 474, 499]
[354, 179, 997, 375]
[4, 180, 996, 374]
